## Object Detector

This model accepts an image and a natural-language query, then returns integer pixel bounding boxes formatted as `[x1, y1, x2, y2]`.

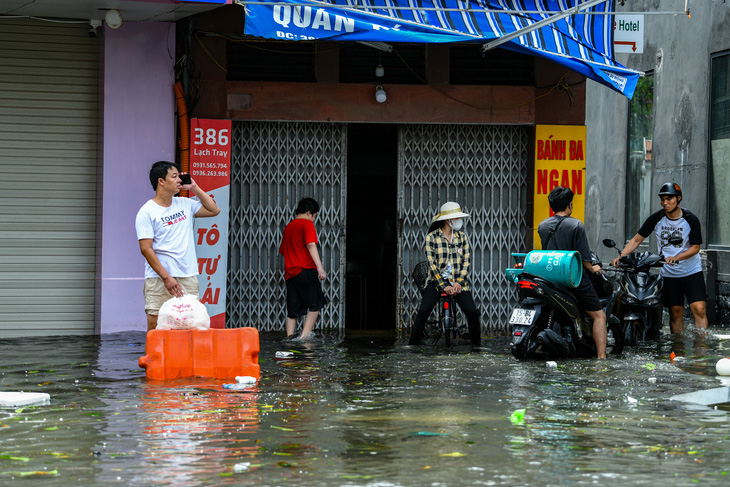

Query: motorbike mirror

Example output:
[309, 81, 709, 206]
[602, 239, 616, 248]
[667, 235, 683, 246]
[660, 235, 684, 255]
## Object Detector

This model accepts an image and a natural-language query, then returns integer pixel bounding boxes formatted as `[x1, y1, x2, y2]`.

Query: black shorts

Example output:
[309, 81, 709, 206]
[285, 268, 328, 318]
[663, 272, 707, 307]
[572, 274, 602, 312]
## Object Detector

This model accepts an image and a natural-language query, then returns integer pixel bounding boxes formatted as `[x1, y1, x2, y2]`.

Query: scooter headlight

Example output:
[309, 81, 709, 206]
[644, 298, 661, 307]
[622, 295, 638, 305]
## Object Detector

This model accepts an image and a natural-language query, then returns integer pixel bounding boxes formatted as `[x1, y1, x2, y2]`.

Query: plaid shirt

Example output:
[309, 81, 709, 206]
[425, 228, 471, 291]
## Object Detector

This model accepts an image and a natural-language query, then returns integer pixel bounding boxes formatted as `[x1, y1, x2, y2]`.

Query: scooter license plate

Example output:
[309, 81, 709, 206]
[509, 308, 536, 326]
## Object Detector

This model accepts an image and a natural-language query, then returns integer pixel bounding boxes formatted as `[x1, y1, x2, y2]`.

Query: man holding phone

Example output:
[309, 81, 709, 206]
[135, 161, 220, 331]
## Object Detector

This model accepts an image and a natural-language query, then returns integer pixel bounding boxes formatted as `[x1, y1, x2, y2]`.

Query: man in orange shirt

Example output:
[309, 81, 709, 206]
[279, 198, 328, 340]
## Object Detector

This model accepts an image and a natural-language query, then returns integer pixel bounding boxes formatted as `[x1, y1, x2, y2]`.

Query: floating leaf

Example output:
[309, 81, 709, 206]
[18, 470, 58, 477]
[43, 426, 59, 431]
[0, 455, 30, 462]
[271, 426, 294, 431]
[440, 452, 466, 457]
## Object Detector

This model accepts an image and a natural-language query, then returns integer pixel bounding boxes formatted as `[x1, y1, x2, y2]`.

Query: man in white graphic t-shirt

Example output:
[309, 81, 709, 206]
[135, 161, 220, 330]
[612, 182, 708, 334]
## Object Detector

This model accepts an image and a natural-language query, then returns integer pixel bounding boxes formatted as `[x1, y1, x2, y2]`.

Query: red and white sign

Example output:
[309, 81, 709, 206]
[190, 118, 232, 329]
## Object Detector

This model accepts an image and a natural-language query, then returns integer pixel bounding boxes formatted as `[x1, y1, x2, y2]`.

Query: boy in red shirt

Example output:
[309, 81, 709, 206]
[279, 198, 327, 339]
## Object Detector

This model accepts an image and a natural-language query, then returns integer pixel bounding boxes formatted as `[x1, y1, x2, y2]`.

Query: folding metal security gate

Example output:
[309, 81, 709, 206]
[228, 122, 527, 334]
[397, 124, 529, 334]
[227, 121, 346, 331]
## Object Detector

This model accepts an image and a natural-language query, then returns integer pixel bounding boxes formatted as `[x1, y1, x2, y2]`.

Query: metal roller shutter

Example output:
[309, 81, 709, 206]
[0, 19, 98, 337]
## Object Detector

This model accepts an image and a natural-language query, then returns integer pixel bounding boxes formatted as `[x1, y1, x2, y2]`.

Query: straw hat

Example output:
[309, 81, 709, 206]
[432, 202, 470, 222]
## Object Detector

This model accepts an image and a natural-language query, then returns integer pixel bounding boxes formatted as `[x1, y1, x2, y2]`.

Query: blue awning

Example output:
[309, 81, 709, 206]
[242, 0, 639, 98]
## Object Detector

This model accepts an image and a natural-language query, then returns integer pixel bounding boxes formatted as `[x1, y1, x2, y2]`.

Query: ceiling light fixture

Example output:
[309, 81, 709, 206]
[104, 9, 123, 29]
[375, 85, 387, 104]
[375, 64, 384, 77]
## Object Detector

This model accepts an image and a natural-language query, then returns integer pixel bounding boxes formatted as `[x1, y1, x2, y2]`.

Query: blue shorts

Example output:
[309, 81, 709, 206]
[663, 272, 706, 307]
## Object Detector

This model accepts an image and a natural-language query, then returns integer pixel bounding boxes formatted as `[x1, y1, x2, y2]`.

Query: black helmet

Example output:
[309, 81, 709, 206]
[658, 182, 682, 197]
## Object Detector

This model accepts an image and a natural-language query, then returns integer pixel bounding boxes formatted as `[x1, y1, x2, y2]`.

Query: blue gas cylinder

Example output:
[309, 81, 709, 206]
[522, 250, 583, 288]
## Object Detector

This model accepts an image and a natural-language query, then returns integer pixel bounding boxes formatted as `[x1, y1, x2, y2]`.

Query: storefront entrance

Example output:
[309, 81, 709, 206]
[227, 121, 529, 334]
[345, 124, 398, 330]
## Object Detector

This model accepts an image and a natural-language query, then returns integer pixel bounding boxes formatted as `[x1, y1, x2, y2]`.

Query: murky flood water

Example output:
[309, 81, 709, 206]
[1, 329, 730, 486]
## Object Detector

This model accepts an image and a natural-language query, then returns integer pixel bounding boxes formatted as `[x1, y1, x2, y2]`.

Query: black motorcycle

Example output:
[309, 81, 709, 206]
[602, 235, 682, 345]
[509, 253, 624, 360]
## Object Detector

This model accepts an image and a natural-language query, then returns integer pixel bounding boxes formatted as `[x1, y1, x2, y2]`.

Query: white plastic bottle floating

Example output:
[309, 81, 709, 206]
[275, 351, 294, 359]
[223, 382, 254, 390]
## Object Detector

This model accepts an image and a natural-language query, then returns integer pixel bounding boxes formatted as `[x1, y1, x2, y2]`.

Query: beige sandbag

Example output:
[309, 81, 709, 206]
[156, 295, 210, 330]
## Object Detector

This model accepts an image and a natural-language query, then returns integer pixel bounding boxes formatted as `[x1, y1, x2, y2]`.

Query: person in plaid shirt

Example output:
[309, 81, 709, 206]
[409, 202, 482, 347]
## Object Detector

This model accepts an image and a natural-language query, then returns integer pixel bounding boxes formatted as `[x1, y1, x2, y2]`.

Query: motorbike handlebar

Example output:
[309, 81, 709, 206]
[607, 260, 677, 271]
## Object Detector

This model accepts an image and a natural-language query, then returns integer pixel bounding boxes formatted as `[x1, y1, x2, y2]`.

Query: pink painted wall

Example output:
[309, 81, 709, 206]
[97, 22, 176, 333]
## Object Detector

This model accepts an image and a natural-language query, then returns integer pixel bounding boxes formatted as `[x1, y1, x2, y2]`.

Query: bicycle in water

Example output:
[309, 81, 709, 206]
[410, 261, 466, 347]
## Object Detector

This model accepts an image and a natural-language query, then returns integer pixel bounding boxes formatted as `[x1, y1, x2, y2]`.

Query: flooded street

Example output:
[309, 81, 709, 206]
[1, 329, 730, 486]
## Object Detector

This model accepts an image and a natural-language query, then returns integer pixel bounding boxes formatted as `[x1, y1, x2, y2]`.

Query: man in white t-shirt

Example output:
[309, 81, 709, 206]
[135, 161, 220, 330]
[611, 182, 708, 334]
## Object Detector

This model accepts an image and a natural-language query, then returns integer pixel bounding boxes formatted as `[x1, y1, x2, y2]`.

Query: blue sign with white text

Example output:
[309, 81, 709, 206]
[243, 0, 639, 98]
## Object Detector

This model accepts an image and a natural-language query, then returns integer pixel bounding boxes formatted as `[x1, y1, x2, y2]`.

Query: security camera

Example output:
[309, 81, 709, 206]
[89, 19, 102, 38]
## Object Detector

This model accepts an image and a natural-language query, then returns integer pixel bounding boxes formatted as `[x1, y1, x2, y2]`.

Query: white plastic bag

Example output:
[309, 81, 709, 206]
[156, 295, 210, 330]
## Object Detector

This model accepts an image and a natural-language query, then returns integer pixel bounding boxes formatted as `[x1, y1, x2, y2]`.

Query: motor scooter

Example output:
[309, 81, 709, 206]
[602, 235, 683, 345]
[508, 253, 624, 360]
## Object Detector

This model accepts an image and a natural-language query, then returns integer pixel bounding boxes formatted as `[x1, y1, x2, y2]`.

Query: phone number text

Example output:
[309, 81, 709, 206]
[193, 162, 228, 169]
[191, 170, 229, 177]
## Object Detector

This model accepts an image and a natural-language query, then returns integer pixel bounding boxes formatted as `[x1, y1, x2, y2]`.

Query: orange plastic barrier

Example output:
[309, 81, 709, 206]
[139, 328, 260, 380]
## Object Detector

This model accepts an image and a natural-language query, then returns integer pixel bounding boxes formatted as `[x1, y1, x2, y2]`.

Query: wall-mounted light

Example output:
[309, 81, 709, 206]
[375, 85, 387, 103]
[105, 9, 123, 29]
[89, 19, 102, 38]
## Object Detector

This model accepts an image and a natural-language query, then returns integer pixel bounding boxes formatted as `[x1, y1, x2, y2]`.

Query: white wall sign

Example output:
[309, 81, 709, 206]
[614, 14, 644, 54]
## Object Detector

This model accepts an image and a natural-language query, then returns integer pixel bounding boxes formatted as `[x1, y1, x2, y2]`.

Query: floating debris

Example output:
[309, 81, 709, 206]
[671, 387, 730, 406]
[510, 409, 526, 425]
[0, 392, 50, 408]
[715, 358, 730, 376]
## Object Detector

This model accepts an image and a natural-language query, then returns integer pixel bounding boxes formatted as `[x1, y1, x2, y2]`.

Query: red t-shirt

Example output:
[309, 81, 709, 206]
[279, 218, 319, 280]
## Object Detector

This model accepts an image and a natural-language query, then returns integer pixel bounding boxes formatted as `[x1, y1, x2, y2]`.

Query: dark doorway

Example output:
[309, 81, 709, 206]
[345, 124, 398, 330]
